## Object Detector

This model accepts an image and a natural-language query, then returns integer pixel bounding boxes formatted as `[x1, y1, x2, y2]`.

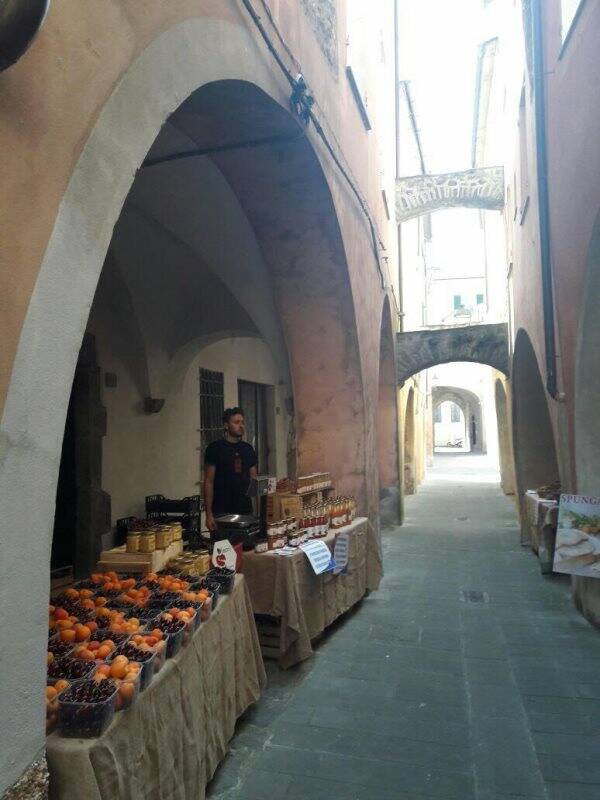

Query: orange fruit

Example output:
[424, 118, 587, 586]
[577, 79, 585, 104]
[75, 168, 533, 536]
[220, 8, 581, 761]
[76, 648, 95, 662]
[60, 629, 76, 642]
[54, 679, 70, 693]
[95, 596, 108, 607]
[54, 608, 69, 621]
[96, 644, 112, 660]
[110, 662, 128, 679]
[46, 686, 58, 701]
[74, 624, 91, 642]
[65, 588, 79, 600]
[96, 664, 111, 677]
[47, 651, 54, 666]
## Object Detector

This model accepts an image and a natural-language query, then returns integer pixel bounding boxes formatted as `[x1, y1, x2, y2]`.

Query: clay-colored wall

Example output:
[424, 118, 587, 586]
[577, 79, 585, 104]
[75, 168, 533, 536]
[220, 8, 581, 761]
[0, 0, 392, 410]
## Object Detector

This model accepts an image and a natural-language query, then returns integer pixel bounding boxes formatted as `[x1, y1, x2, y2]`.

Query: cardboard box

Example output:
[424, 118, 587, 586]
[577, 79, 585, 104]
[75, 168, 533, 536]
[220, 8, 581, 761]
[267, 493, 304, 523]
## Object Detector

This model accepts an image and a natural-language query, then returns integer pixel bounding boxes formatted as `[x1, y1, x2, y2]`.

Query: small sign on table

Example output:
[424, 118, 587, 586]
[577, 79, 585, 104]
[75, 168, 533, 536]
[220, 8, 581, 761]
[300, 540, 335, 575]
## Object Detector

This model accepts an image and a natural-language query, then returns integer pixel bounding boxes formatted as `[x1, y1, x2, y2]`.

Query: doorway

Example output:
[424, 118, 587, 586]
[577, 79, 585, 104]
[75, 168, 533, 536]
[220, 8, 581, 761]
[238, 380, 270, 473]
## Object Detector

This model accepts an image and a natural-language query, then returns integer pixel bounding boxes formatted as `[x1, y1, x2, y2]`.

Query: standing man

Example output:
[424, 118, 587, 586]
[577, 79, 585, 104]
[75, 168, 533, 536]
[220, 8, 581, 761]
[204, 407, 258, 532]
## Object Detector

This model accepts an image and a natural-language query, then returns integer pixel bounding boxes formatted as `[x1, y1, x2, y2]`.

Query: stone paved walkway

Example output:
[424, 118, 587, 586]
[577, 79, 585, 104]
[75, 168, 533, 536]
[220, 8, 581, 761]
[207, 455, 600, 800]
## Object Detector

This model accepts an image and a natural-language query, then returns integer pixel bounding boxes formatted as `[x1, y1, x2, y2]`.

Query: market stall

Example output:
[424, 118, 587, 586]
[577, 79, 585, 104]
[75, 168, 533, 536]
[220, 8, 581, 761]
[524, 489, 559, 574]
[243, 513, 378, 668]
[47, 575, 265, 800]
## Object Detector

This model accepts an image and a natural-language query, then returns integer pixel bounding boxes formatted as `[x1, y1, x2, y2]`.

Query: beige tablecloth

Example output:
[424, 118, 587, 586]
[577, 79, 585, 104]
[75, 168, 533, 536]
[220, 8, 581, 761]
[243, 517, 381, 668]
[47, 575, 265, 800]
[524, 491, 559, 573]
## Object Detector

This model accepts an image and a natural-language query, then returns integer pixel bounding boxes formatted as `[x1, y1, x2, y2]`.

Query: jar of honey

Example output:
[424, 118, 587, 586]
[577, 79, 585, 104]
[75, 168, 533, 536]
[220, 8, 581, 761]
[139, 530, 156, 553]
[126, 532, 140, 553]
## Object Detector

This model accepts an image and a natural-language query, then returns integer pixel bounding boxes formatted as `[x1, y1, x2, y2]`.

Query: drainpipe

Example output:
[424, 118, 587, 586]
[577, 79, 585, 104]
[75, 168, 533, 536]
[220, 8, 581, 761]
[531, 0, 562, 400]
[394, 0, 405, 331]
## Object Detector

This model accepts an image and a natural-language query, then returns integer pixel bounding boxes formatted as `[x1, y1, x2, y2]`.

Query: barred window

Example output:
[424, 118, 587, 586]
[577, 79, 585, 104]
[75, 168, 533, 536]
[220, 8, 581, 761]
[199, 369, 224, 478]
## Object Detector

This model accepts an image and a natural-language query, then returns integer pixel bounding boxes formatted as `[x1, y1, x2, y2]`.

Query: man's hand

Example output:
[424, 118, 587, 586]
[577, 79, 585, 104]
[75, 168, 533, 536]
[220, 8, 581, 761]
[206, 513, 218, 533]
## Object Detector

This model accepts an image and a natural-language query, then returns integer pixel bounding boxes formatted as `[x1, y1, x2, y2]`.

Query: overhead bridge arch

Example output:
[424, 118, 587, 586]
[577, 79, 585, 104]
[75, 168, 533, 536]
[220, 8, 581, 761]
[396, 166, 504, 222]
[396, 323, 509, 384]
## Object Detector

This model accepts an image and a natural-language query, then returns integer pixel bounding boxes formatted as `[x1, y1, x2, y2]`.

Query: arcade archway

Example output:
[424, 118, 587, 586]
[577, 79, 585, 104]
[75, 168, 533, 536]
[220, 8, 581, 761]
[0, 21, 370, 768]
[403, 388, 416, 495]
[574, 209, 600, 623]
[511, 328, 560, 540]
[377, 298, 401, 525]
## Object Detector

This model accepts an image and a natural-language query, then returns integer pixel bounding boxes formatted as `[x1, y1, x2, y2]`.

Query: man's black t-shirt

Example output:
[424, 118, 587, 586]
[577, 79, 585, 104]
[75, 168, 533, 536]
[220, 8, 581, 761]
[204, 438, 258, 515]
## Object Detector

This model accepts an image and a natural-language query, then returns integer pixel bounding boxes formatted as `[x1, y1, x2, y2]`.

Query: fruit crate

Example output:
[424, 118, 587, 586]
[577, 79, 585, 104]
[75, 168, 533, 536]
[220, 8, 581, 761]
[57, 679, 118, 738]
[207, 568, 235, 595]
[112, 645, 156, 691]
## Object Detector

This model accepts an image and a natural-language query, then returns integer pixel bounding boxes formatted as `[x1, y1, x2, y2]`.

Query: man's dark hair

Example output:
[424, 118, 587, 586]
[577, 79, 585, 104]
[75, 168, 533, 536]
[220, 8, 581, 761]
[223, 407, 245, 424]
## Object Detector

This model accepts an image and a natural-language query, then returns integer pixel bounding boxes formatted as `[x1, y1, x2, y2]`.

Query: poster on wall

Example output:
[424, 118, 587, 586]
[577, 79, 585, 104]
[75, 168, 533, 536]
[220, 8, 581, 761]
[553, 494, 600, 578]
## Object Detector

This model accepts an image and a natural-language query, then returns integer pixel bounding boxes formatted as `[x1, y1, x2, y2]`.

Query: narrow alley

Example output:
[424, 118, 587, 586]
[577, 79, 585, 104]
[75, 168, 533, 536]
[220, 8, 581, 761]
[208, 456, 600, 800]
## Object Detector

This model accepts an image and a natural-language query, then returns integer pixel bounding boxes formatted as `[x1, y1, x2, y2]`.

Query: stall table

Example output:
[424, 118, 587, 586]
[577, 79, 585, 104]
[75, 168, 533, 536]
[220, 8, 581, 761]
[243, 517, 381, 668]
[524, 491, 559, 574]
[47, 575, 265, 800]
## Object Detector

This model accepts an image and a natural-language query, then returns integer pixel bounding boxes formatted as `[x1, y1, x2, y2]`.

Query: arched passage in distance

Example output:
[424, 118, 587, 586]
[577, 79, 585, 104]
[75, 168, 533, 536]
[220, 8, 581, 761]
[377, 297, 400, 525]
[511, 328, 560, 541]
[574, 209, 600, 624]
[431, 385, 485, 454]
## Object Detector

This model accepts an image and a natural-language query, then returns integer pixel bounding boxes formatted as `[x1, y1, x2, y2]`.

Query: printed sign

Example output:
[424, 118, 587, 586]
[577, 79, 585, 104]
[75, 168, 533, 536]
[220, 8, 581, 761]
[211, 539, 237, 570]
[333, 532, 349, 575]
[300, 540, 334, 575]
[553, 494, 600, 578]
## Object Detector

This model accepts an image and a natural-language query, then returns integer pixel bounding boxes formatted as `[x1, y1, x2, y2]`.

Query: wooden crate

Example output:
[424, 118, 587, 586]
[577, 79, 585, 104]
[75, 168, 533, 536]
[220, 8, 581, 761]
[97, 540, 183, 574]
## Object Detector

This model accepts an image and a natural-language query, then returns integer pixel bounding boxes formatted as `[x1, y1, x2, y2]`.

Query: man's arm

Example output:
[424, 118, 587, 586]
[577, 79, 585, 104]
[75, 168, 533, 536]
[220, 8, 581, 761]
[249, 465, 258, 480]
[204, 464, 217, 531]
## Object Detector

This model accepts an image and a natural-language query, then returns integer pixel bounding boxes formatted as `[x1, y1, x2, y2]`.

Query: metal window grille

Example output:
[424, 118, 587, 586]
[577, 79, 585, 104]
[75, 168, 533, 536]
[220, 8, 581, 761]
[199, 369, 224, 478]
[451, 403, 461, 423]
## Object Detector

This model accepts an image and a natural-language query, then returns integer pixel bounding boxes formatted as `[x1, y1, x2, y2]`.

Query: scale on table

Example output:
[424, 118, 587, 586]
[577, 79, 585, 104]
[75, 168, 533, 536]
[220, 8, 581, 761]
[213, 475, 276, 550]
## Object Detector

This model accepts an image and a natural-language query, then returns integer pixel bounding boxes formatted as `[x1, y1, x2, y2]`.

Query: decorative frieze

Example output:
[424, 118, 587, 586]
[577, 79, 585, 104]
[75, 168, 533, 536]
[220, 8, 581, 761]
[396, 166, 505, 222]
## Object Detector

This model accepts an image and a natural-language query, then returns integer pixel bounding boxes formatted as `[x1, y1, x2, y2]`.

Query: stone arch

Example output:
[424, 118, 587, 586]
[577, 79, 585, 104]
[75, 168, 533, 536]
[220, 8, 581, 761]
[574, 209, 600, 624]
[396, 323, 509, 385]
[0, 19, 367, 776]
[432, 385, 485, 454]
[403, 387, 416, 495]
[377, 296, 400, 525]
[511, 328, 560, 541]
[495, 379, 516, 495]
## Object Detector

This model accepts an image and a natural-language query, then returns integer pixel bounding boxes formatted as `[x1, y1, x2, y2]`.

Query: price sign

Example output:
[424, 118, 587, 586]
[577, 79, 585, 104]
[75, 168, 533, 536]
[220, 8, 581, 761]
[300, 540, 334, 575]
[333, 532, 349, 575]
[211, 539, 236, 570]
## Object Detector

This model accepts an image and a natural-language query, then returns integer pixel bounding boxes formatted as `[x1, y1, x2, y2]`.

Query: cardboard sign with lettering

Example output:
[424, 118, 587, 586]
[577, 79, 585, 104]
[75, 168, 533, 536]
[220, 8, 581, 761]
[211, 539, 236, 570]
[553, 494, 600, 578]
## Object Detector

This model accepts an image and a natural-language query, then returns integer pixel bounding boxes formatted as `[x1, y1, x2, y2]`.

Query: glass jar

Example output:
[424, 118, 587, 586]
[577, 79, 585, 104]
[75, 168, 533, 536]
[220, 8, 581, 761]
[139, 530, 156, 553]
[126, 532, 140, 553]
[254, 538, 268, 554]
[155, 526, 169, 550]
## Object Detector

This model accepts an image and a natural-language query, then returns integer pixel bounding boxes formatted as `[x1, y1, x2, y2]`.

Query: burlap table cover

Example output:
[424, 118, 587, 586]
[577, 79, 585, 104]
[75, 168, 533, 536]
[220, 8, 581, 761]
[46, 575, 265, 800]
[243, 517, 381, 668]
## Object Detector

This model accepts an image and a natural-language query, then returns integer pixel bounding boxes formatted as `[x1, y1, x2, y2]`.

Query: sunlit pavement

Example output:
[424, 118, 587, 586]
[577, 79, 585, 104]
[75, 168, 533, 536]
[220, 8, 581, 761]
[207, 455, 600, 800]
